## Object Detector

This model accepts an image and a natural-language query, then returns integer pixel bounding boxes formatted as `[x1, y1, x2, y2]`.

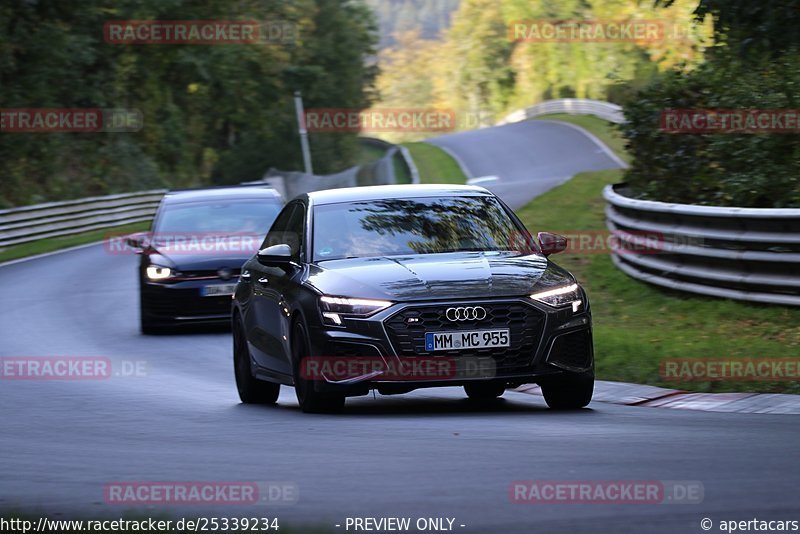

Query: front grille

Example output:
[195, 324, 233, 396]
[145, 290, 231, 318]
[174, 269, 240, 281]
[383, 301, 546, 372]
[546, 330, 593, 371]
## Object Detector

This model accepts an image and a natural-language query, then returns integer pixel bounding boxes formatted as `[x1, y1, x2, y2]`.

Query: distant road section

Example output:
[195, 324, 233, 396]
[425, 119, 625, 209]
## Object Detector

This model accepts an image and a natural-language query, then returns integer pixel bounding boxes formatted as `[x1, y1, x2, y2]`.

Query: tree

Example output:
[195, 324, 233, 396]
[0, 0, 379, 206]
[661, 0, 800, 55]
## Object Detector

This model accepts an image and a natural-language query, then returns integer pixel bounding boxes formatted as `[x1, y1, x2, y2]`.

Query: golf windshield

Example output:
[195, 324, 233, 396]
[155, 200, 282, 235]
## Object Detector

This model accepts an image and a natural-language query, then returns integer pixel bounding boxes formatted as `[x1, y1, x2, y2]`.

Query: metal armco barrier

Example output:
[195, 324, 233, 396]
[498, 98, 625, 125]
[0, 190, 165, 248]
[1, 138, 421, 250]
[603, 184, 800, 306]
[259, 140, 418, 200]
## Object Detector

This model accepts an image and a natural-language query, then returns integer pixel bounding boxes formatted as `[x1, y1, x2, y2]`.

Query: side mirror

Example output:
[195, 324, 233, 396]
[126, 232, 150, 253]
[538, 232, 568, 256]
[257, 244, 293, 266]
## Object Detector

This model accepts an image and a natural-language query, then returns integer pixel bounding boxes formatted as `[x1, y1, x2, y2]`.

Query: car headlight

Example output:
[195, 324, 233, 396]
[530, 283, 582, 311]
[146, 265, 173, 280]
[319, 296, 392, 326]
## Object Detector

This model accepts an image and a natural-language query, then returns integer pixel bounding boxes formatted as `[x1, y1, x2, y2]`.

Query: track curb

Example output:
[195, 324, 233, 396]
[516, 380, 800, 414]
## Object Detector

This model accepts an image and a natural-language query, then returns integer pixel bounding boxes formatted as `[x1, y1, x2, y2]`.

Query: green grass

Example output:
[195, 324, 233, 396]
[355, 143, 387, 165]
[7, 117, 796, 395]
[356, 139, 412, 184]
[401, 117, 799, 393]
[535, 113, 630, 164]
[401, 142, 467, 184]
[3, 139, 412, 263]
[516, 169, 800, 394]
[0, 222, 150, 263]
[392, 150, 412, 184]
[522, 114, 799, 393]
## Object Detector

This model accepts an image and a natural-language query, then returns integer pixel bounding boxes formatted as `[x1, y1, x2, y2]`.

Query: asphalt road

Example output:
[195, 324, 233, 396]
[425, 120, 626, 209]
[1, 244, 799, 533]
[1, 122, 798, 533]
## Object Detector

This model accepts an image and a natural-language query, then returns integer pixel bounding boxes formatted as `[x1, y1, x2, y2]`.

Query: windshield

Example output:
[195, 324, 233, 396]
[312, 196, 531, 261]
[155, 200, 282, 235]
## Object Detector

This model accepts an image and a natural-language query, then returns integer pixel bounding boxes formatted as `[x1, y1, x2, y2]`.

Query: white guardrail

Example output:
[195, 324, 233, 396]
[6, 99, 795, 308]
[0, 138, 421, 250]
[603, 184, 800, 307]
[0, 190, 166, 248]
[500, 99, 799, 306]
[498, 98, 626, 125]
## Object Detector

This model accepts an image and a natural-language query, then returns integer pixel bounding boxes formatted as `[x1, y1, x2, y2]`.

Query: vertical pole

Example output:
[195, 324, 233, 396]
[294, 91, 313, 175]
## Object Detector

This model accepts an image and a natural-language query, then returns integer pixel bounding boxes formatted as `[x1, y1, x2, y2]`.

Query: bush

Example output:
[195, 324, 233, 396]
[621, 47, 800, 208]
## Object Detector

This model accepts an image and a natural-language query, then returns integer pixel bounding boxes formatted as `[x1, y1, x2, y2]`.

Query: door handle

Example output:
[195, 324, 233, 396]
[257, 277, 269, 285]
[240, 270, 251, 281]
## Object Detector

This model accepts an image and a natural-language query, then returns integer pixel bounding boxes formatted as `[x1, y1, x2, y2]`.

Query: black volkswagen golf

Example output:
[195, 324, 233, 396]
[232, 185, 593, 413]
[129, 185, 284, 334]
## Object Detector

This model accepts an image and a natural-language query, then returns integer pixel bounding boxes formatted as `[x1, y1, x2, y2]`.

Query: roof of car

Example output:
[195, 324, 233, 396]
[306, 184, 493, 206]
[163, 184, 283, 204]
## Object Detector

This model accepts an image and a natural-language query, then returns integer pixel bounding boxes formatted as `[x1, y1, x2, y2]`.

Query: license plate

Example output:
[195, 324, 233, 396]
[201, 283, 237, 297]
[425, 329, 510, 351]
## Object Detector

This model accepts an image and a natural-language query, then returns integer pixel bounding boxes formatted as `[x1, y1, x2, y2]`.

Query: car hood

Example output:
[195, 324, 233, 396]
[305, 252, 574, 302]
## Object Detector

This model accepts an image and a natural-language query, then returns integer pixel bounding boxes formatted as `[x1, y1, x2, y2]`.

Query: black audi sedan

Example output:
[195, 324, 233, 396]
[232, 185, 593, 412]
[128, 185, 284, 334]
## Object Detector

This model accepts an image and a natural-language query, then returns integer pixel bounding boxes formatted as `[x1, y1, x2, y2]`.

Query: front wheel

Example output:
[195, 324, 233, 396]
[540, 370, 594, 410]
[233, 315, 280, 404]
[292, 321, 345, 414]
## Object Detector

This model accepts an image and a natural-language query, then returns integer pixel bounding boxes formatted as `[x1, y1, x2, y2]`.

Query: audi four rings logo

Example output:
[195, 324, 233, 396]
[445, 306, 487, 321]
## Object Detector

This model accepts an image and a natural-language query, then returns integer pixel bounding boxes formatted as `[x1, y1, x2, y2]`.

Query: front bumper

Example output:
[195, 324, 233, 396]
[141, 279, 238, 324]
[305, 297, 593, 394]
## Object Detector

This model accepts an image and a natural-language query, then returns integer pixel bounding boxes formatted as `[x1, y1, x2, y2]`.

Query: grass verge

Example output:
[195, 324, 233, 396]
[522, 114, 799, 393]
[355, 143, 387, 165]
[0, 222, 150, 264]
[400, 142, 467, 184]
[392, 151, 412, 184]
[516, 169, 800, 394]
[357, 139, 412, 184]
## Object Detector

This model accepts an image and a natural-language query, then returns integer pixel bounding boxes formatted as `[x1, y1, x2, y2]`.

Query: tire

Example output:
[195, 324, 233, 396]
[233, 315, 280, 404]
[292, 321, 345, 414]
[540, 370, 594, 410]
[464, 382, 505, 401]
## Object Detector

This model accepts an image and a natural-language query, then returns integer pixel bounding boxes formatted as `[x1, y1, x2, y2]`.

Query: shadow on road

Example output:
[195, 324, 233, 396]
[140, 323, 232, 336]
[231, 393, 596, 418]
